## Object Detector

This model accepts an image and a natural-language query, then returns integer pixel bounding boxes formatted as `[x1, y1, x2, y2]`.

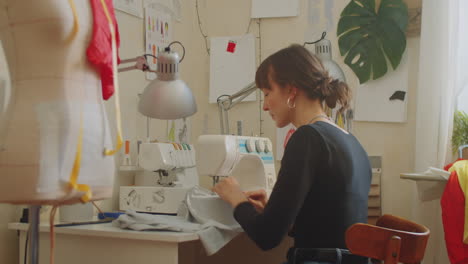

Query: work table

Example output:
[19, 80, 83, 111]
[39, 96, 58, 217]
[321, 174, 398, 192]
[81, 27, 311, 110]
[8, 222, 199, 243]
[9, 221, 291, 264]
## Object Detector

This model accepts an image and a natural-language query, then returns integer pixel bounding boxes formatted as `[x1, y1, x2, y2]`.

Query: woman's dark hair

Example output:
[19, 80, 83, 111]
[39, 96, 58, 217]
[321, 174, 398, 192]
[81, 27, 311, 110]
[255, 44, 351, 113]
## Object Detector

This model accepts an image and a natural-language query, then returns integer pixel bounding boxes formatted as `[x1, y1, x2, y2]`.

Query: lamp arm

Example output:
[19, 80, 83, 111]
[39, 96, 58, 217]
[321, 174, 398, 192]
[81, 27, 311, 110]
[118, 55, 157, 73]
[217, 82, 257, 134]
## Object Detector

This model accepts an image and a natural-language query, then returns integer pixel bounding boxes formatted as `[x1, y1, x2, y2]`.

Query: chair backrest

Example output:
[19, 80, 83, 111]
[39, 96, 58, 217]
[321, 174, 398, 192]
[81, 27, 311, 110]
[345, 214, 430, 264]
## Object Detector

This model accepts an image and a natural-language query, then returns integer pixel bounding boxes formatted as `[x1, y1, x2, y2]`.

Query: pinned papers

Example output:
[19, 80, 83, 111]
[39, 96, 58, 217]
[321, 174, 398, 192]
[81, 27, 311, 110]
[354, 51, 410, 123]
[251, 0, 299, 18]
[209, 34, 256, 104]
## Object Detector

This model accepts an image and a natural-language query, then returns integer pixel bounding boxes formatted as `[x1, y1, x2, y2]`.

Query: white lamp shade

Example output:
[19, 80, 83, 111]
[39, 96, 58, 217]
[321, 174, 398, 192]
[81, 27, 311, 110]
[314, 38, 346, 82]
[322, 59, 346, 82]
[138, 78, 197, 120]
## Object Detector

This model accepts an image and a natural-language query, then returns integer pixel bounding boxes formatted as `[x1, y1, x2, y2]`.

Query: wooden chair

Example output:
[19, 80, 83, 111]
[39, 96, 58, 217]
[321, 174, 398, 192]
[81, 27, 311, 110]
[345, 214, 430, 264]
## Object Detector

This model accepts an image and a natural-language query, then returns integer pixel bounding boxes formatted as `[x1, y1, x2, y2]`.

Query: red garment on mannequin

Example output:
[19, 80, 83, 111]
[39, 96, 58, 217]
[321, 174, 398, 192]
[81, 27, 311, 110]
[441, 160, 468, 264]
[87, 0, 121, 100]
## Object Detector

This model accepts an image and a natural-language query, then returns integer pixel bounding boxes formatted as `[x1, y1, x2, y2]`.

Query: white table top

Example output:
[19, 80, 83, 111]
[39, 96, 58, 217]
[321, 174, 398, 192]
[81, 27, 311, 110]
[8, 222, 199, 243]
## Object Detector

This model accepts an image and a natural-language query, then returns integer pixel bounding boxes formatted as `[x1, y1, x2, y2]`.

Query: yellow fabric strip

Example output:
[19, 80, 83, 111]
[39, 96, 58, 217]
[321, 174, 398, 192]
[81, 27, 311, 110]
[449, 160, 468, 244]
[100, 0, 124, 156]
[68, 113, 92, 202]
[65, 0, 79, 43]
[64, 0, 92, 203]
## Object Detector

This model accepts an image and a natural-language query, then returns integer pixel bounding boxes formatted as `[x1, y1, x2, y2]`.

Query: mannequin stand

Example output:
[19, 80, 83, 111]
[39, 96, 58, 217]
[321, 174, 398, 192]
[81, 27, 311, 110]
[28, 205, 40, 264]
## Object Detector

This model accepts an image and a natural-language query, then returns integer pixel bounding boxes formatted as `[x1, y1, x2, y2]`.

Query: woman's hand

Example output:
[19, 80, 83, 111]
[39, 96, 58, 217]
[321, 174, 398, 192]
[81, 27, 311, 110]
[213, 177, 248, 208]
[244, 189, 268, 213]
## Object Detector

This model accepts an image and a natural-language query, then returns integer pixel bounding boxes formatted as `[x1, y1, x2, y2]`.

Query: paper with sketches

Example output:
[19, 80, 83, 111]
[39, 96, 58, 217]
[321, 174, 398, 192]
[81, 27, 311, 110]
[209, 34, 256, 104]
[276, 123, 296, 160]
[145, 6, 173, 80]
[251, 0, 299, 18]
[113, 0, 143, 18]
[354, 51, 409, 123]
[167, 118, 191, 144]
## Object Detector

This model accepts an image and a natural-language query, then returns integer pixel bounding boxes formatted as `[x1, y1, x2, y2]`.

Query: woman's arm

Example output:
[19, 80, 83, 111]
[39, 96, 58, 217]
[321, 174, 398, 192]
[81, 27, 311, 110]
[232, 127, 325, 250]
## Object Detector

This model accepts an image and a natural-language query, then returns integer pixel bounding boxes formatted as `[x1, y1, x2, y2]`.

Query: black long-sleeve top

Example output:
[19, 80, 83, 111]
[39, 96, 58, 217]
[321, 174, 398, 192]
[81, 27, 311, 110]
[233, 122, 372, 257]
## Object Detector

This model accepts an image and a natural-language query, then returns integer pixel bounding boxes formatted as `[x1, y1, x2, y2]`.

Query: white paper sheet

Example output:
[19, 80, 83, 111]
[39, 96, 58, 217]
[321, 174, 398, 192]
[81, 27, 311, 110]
[209, 34, 256, 104]
[275, 123, 296, 160]
[144, 0, 182, 21]
[251, 0, 299, 18]
[113, 0, 143, 18]
[354, 51, 409, 123]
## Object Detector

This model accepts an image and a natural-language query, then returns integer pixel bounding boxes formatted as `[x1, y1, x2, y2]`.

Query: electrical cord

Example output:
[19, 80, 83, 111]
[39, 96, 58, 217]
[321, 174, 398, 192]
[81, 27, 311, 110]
[303, 31, 327, 47]
[166, 41, 186, 62]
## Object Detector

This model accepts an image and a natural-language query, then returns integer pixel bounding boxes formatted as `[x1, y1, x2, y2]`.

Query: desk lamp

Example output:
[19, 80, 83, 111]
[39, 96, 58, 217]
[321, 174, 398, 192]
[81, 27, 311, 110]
[119, 41, 197, 120]
[307, 32, 346, 82]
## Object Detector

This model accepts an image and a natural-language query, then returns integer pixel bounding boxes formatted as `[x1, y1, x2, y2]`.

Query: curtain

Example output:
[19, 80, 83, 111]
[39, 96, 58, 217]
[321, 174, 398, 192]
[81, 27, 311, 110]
[414, 0, 468, 263]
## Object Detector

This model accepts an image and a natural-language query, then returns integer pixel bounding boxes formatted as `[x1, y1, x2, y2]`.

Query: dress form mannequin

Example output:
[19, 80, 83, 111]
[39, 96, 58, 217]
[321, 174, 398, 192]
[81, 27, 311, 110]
[0, 0, 115, 205]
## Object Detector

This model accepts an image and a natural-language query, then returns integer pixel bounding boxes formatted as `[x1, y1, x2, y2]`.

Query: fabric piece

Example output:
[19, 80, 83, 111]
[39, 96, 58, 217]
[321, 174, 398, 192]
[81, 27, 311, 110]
[87, 0, 121, 100]
[441, 159, 468, 264]
[114, 210, 201, 232]
[114, 187, 242, 255]
[234, 121, 371, 259]
[181, 187, 242, 254]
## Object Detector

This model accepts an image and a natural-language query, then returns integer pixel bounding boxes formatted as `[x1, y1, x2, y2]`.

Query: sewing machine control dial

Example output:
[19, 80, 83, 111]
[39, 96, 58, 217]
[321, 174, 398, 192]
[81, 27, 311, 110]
[264, 140, 272, 153]
[246, 139, 256, 153]
[255, 140, 265, 153]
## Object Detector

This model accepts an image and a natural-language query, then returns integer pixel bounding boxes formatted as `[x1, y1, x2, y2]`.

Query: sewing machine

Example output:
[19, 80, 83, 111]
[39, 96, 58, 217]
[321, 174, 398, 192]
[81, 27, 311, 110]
[185, 135, 276, 225]
[119, 142, 198, 214]
[196, 135, 276, 194]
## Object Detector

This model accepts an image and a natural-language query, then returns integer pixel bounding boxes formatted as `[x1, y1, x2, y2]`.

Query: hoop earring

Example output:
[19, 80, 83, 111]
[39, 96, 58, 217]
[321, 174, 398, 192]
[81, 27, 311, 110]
[287, 97, 296, 109]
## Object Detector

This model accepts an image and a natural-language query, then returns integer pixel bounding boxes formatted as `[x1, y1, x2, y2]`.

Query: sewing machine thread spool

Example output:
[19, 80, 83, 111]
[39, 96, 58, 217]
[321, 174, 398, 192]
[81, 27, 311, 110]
[122, 140, 132, 166]
[237, 120, 243, 136]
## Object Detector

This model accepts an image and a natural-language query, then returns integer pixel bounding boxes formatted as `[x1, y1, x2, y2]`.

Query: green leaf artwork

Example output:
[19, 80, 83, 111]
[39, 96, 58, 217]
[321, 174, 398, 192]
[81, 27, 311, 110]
[337, 0, 408, 84]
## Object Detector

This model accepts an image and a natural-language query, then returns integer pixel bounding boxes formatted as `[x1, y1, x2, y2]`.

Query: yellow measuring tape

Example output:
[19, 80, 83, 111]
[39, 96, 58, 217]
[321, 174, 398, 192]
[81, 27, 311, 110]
[64, 0, 91, 203]
[65, 0, 79, 43]
[68, 113, 92, 202]
[67, 0, 123, 202]
[101, 0, 124, 156]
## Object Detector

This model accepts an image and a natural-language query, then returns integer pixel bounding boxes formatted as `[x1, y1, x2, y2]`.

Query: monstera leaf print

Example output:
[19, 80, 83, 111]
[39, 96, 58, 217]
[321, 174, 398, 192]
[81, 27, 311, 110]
[337, 0, 408, 84]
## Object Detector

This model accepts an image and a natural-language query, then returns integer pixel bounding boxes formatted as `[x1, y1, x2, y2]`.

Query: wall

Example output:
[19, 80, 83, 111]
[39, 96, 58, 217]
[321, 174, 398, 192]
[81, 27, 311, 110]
[0, 0, 437, 263]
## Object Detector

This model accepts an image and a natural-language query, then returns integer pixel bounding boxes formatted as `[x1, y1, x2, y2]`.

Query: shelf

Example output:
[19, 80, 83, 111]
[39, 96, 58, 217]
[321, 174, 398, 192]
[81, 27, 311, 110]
[119, 166, 142, 172]
[400, 173, 448, 182]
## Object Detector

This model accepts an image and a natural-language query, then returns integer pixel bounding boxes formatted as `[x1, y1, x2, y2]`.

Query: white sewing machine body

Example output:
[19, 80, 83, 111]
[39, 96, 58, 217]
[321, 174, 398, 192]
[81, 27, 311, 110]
[196, 135, 276, 194]
[186, 135, 276, 226]
[119, 142, 198, 214]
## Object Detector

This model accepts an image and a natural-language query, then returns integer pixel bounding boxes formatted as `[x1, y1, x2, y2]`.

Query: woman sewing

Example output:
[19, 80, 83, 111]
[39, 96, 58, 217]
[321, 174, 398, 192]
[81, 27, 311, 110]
[213, 44, 372, 264]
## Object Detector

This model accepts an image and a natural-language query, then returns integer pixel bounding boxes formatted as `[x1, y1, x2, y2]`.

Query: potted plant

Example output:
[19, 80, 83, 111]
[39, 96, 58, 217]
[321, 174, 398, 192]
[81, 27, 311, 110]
[452, 110, 468, 157]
